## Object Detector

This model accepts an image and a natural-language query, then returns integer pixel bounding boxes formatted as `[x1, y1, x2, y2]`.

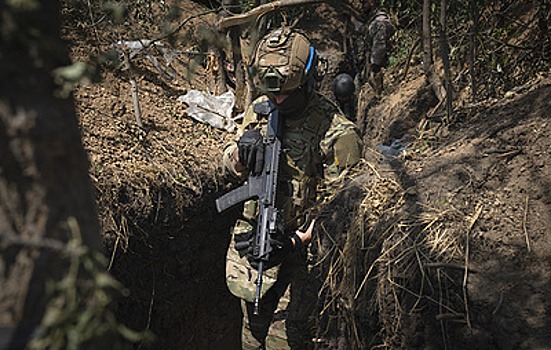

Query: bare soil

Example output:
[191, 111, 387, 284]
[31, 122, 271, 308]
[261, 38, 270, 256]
[381, 79, 551, 349]
[63, 1, 550, 349]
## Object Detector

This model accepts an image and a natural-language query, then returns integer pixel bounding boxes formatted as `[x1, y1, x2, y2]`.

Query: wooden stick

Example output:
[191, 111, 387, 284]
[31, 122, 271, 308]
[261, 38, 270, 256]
[218, 0, 361, 28]
[439, 0, 453, 122]
[424, 262, 479, 273]
[523, 195, 531, 252]
[401, 38, 420, 81]
[463, 204, 482, 329]
[218, 0, 324, 28]
[107, 235, 120, 271]
[469, 0, 479, 102]
[121, 50, 143, 128]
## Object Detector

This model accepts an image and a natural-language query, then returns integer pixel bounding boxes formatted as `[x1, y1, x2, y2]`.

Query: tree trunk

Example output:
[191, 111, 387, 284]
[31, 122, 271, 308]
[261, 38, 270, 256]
[422, 0, 433, 74]
[223, 0, 247, 111]
[439, 0, 453, 120]
[0, 1, 101, 347]
[218, 0, 324, 28]
[422, 0, 445, 102]
[469, 0, 479, 102]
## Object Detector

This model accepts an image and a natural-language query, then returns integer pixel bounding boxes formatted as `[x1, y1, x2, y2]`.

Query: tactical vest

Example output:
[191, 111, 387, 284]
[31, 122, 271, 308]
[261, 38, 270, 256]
[239, 93, 349, 231]
[225, 93, 362, 301]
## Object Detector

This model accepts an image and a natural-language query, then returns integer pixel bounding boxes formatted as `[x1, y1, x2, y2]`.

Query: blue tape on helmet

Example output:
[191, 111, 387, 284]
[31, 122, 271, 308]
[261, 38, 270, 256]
[304, 46, 315, 74]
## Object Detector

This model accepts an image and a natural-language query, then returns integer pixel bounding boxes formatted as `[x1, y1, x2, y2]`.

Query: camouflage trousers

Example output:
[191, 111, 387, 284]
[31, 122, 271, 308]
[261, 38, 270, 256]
[369, 70, 384, 96]
[241, 250, 319, 350]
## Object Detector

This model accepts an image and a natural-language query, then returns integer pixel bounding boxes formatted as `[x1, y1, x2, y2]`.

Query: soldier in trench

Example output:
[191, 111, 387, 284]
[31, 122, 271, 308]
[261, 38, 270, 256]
[221, 26, 363, 349]
[350, 0, 395, 96]
[332, 72, 357, 122]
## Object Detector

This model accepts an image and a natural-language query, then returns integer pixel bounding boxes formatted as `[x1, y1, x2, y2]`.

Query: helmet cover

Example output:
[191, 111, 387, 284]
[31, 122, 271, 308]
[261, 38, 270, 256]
[251, 27, 317, 94]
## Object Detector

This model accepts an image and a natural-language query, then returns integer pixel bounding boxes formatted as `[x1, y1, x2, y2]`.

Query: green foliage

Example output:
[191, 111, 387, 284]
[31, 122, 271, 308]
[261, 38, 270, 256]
[28, 226, 153, 350]
[6, 0, 40, 11]
[240, 0, 257, 12]
[196, 23, 230, 52]
[382, 0, 549, 100]
[101, 2, 129, 24]
[52, 62, 100, 98]
[388, 28, 416, 67]
[381, 0, 422, 29]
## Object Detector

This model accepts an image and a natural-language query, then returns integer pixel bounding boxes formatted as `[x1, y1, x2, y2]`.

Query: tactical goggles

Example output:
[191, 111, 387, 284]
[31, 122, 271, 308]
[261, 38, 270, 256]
[258, 66, 286, 93]
[254, 46, 316, 94]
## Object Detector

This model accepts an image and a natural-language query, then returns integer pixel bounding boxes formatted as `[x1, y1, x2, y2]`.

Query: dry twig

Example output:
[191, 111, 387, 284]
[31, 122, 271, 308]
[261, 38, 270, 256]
[523, 195, 531, 252]
[463, 204, 483, 329]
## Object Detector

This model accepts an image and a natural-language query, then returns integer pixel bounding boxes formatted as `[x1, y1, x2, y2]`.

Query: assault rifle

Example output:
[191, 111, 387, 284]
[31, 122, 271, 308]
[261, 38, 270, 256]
[215, 101, 282, 315]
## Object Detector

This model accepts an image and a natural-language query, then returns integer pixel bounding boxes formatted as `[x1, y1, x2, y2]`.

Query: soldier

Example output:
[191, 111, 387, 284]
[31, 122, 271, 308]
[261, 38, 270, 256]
[332, 72, 357, 122]
[222, 26, 363, 349]
[356, 0, 395, 95]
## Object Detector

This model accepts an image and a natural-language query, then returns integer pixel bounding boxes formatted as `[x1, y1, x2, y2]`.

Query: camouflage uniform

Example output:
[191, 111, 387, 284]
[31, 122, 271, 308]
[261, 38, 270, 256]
[223, 92, 362, 349]
[367, 11, 394, 71]
[357, 10, 395, 95]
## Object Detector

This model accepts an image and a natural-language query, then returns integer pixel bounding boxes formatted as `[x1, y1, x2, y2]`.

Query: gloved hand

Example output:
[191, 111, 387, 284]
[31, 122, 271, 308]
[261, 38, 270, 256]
[269, 235, 294, 256]
[247, 235, 293, 270]
[234, 229, 254, 259]
[237, 129, 264, 176]
[270, 220, 315, 258]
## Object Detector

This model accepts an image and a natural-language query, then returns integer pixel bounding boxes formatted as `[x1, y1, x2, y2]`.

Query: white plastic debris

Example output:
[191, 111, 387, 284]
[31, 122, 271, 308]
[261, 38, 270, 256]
[116, 40, 177, 80]
[177, 90, 237, 132]
[377, 136, 412, 161]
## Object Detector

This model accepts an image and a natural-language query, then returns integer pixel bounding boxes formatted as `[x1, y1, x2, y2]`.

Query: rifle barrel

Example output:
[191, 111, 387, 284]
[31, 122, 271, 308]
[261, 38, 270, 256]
[253, 260, 264, 315]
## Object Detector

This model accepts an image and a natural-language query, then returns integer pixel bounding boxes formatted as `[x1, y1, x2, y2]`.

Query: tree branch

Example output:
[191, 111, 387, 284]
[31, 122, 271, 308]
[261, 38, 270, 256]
[218, 0, 359, 28]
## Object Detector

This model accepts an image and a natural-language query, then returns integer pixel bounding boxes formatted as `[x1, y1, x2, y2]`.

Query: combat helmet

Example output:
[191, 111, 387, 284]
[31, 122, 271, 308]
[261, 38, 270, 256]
[332, 73, 355, 98]
[250, 27, 317, 95]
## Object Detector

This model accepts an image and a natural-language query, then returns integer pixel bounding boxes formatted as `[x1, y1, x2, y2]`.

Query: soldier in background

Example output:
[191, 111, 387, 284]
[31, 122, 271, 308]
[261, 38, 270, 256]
[353, 0, 395, 96]
[222, 26, 362, 349]
[332, 72, 357, 122]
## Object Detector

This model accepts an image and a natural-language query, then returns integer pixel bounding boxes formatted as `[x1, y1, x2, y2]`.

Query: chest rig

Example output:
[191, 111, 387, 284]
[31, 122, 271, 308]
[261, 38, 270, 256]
[278, 95, 332, 230]
[239, 94, 335, 231]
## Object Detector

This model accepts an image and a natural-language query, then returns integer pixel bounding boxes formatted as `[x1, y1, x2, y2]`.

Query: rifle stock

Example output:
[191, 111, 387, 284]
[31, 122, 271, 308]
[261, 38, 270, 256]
[216, 101, 282, 316]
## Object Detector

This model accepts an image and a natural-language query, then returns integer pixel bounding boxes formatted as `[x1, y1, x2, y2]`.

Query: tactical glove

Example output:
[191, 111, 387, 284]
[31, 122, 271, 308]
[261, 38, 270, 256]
[268, 235, 293, 257]
[254, 234, 294, 270]
[245, 233, 294, 270]
[237, 129, 264, 176]
[234, 229, 254, 258]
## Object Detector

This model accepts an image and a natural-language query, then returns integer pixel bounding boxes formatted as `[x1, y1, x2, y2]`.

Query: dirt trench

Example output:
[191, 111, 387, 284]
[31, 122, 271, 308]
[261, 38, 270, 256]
[67, 3, 365, 347]
[356, 77, 551, 349]
[102, 183, 243, 349]
[66, 1, 551, 349]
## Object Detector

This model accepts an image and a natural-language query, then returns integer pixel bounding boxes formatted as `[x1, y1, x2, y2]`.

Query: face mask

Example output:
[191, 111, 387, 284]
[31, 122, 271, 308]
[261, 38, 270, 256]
[268, 77, 316, 118]
[269, 88, 309, 118]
